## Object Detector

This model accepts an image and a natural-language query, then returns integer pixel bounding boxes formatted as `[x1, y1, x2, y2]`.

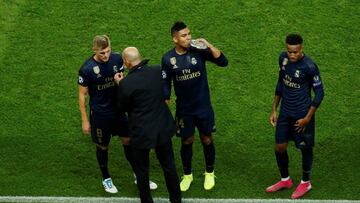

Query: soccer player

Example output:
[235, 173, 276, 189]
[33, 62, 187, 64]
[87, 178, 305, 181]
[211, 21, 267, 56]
[161, 21, 228, 191]
[78, 35, 157, 193]
[115, 47, 181, 203]
[266, 34, 324, 199]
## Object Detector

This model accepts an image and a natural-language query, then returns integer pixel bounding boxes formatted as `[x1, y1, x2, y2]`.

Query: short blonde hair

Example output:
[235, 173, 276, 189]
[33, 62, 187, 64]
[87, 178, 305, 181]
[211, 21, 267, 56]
[92, 35, 111, 51]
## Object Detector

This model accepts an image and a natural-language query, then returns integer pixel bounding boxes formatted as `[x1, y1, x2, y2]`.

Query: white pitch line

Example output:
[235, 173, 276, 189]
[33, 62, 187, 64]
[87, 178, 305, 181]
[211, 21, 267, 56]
[0, 196, 359, 203]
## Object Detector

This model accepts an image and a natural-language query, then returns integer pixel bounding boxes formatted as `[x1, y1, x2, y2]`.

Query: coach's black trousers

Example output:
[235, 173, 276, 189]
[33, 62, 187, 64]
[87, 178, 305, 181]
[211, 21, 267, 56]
[132, 140, 181, 203]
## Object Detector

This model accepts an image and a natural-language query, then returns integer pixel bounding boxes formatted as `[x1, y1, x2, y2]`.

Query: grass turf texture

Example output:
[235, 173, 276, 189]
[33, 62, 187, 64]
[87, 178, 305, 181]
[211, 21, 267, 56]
[0, 0, 359, 200]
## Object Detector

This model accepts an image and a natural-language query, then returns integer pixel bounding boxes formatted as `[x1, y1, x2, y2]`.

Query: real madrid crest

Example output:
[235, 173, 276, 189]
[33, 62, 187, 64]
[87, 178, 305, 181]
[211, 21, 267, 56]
[282, 58, 288, 66]
[93, 66, 101, 78]
[191, 57, 197, 65]
[93, 66, 100, 74]
[170, 57, 176, 65]
[281, 58, 288, 70]
[170, 57, 178, 69]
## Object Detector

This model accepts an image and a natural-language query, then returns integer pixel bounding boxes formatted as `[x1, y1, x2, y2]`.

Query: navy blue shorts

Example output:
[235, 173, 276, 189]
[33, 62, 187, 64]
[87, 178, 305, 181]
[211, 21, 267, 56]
[90, 112, 129, 145]
[275, 112, 315, 149]
[175, 110, 216, 139]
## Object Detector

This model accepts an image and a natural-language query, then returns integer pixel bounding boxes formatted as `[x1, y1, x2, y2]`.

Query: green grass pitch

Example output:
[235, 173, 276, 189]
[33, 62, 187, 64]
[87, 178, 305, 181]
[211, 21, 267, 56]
[0, 0, 359, 200]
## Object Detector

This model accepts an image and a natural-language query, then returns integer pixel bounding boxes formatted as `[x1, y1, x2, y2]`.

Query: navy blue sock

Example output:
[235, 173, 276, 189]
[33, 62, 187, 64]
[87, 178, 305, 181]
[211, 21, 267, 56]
[203, 141, 215, 173]
[96, 146, 110, 179]
[123, 144, 136, 172]
[181, 143, 193, 175]
[275, 150, 289, 178]
[301, 147, 313, 181]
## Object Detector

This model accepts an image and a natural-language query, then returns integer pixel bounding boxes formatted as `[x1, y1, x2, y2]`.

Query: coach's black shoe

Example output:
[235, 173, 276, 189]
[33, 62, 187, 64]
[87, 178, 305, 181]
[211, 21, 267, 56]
[133, 174, 158, 190]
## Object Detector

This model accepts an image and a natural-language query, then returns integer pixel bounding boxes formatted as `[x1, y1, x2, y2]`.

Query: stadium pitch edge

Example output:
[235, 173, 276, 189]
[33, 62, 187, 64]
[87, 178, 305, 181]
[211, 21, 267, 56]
[0, 196, 359, 203]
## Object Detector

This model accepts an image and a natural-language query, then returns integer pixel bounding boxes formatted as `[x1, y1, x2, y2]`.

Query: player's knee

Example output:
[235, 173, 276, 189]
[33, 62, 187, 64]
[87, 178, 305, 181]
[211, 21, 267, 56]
[200, 134, 212, 145]
[182, 136, 194, 145]
[96, 144, 108, 151]
[120, 137, 130, 145]
[275, 144, 287, 153]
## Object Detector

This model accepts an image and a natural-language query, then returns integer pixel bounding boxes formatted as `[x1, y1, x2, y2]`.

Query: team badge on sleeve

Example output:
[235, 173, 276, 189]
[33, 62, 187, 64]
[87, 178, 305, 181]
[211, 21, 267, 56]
[313, 75, 322, 87]
[78, 76, 84, 84]
[113, 65, 118, 73]
[162, 70, 167, 79]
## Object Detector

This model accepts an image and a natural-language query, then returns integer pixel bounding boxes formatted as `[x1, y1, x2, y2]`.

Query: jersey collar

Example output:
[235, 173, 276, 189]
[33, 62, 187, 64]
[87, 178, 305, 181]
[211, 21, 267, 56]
[129, 59, 150, 74]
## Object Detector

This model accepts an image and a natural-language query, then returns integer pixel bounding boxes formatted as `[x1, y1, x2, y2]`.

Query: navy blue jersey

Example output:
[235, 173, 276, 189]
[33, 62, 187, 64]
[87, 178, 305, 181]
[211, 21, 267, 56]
[162, 47, 228, 115]
[78, 53, 124, 117]
[275, 52, 324, 116]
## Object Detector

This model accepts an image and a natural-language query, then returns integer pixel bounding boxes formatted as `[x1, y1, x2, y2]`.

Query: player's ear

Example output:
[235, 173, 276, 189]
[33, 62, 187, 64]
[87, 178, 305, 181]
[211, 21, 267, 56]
[172, 36, 178, 44]
[123, 58, 130, 69]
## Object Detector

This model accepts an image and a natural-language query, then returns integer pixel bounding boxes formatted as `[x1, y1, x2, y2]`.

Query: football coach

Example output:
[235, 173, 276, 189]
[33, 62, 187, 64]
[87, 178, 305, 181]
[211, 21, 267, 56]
[114, 47, 181, 203]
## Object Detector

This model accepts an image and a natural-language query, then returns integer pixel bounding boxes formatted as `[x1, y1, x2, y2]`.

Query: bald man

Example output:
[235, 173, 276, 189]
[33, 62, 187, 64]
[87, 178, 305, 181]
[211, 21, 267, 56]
[115, 47, 181, 203]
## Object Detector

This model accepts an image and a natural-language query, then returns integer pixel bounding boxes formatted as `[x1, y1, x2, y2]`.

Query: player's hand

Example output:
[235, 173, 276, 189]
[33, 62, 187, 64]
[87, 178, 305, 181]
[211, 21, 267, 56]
[165, 99, 170, 105]
[82, 120, 90, 135]
[294, 118, 310, 133]
[114, 72, 124, 85]
[196, 38, 210, 48]
[269, 111, 277, 127]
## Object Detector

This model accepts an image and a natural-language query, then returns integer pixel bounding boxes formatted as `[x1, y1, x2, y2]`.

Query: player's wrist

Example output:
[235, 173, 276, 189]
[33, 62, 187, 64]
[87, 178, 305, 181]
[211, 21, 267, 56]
[304, 115, 312, 121]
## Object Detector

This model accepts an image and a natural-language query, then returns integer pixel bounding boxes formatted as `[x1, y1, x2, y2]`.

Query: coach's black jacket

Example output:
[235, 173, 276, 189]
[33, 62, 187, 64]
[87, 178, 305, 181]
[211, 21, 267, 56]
[117, 60, 176, 149]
